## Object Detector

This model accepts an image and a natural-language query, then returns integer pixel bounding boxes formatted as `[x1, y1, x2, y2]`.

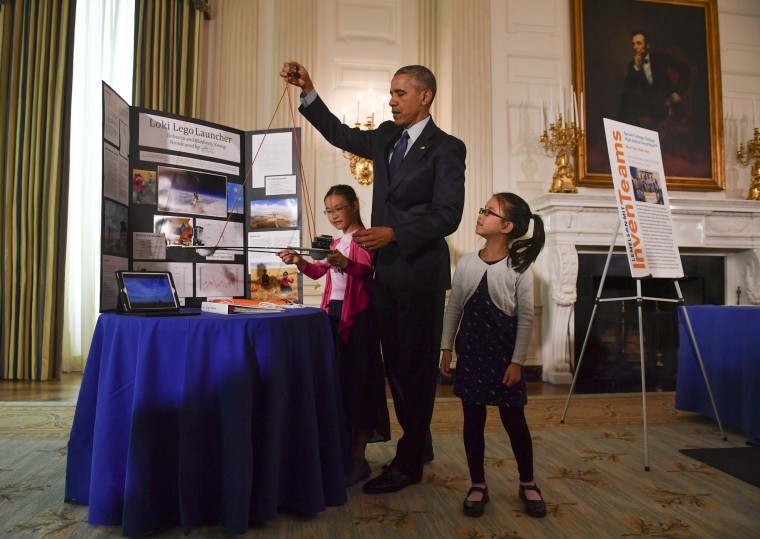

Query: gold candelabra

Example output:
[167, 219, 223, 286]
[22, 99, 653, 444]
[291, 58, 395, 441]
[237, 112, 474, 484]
[539, 113, 584, 194]
[343, 116, 374, 187]
[738, 127, 760, 200]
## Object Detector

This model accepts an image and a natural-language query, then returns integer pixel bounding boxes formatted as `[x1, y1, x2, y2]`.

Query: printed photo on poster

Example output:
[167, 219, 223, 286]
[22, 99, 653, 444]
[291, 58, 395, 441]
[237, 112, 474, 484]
[249, 198, 298, 229]
[132, 168, 157, 205]
[103, 199, 128, 257]
[227, 183, 244, 214]
[154, 215, 194, 246]
[250, 266, 299, 302]
[157, 166, 227, 217]
[631, 167, 664, 204]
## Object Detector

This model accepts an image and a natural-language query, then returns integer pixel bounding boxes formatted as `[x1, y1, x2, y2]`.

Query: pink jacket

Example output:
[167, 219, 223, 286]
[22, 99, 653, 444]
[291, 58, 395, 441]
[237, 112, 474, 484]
[297, 229, 374, 343]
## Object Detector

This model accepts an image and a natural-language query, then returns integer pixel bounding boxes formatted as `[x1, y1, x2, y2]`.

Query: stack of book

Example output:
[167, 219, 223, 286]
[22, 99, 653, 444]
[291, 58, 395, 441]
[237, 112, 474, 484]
[201, 299, 287, 314]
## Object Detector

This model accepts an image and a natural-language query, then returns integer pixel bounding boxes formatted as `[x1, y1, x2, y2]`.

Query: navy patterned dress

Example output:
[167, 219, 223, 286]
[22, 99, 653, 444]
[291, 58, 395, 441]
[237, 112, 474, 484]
[453, 269, 527, 407]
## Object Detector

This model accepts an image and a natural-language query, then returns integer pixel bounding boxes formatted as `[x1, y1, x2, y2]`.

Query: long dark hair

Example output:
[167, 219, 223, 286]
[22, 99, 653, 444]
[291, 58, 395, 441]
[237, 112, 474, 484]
[493, 192, 545, 273]
[324, 184, 365, 228]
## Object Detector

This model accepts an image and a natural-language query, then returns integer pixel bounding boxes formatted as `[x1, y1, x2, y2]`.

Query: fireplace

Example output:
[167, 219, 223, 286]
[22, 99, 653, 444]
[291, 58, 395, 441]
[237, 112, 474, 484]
[572, 253, 725, 393]
[529, 194, 760, 385]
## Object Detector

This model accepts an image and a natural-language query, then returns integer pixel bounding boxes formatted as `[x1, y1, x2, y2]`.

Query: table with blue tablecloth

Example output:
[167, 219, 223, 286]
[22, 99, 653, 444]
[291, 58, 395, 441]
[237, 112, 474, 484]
[676, 305, 760, 442]
[65, 309, 349, 537]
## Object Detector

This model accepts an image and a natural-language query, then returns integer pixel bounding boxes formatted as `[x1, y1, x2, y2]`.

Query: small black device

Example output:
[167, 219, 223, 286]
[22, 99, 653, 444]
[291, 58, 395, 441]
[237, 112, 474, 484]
[312, 235, 333, 250]
[115, 270, 199, 316]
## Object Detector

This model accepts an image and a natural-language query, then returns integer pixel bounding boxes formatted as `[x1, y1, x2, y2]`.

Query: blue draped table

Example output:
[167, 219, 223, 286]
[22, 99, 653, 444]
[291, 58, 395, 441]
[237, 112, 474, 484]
[676, 305, 760, 442]
[65, 309, 349, 536]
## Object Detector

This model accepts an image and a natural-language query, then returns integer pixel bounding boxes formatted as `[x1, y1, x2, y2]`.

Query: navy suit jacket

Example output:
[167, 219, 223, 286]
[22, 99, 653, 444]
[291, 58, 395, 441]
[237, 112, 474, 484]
[300, 96, 466, 292]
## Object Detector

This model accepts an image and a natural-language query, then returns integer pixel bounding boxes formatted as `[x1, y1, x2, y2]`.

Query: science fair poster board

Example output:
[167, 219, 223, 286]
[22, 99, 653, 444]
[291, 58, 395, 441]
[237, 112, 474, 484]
[603, 118, 684, 279]
[100, 82, 303, 311]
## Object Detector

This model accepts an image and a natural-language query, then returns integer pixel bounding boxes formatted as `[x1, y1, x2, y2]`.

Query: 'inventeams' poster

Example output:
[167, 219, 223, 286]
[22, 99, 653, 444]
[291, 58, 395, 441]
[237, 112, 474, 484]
[603, 119, 684, 279]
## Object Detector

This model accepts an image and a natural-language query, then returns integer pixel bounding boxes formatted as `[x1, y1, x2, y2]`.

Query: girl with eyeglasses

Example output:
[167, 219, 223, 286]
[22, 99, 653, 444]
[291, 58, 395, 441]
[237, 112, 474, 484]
[440, 192, 547, 519]
[278, 184, 390, 487]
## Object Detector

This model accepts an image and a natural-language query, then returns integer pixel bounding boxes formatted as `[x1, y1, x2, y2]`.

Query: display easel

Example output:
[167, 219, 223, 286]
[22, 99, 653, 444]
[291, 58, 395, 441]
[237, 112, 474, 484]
[560, 221, 726, 471]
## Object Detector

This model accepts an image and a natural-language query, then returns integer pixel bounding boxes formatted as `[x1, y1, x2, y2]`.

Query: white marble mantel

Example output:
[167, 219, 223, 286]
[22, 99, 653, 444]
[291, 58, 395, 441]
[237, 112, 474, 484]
[530, 193, 760, 384]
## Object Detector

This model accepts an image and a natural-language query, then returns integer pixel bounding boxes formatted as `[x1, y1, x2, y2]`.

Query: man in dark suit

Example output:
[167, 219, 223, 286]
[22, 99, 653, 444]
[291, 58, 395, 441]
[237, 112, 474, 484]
[619, 30, 691, 129]
[281, 61, 466, 493]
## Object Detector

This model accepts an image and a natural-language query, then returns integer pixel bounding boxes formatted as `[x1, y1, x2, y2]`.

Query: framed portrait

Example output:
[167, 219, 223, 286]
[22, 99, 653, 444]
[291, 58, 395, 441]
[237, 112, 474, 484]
[572, 0, 724, 190]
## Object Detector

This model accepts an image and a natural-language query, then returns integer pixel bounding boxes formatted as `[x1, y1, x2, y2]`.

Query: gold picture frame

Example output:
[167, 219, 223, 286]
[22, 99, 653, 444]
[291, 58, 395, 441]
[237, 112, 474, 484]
[572, 0, 724, 190]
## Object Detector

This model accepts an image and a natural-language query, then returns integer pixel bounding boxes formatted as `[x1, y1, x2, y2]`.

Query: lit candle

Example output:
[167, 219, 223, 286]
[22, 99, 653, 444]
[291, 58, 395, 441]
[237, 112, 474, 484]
[549, 87, 554, 124]
[559, 78, 564, 123]
[381, 95, 386, 121]
[573, 88, 579, 125]
[342, 107, 347, 124]
[356, 93, 362, 124]
[754, 98, 758, 127]
[371, 103, 376, 126]
[539, 98, 544, 133]
[737, 116, 741, 149]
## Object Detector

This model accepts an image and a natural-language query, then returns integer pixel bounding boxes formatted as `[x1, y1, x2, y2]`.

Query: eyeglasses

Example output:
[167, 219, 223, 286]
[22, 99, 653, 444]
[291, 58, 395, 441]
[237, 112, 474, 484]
[478, 207, 507, 220]
[323, 205, 349, 216]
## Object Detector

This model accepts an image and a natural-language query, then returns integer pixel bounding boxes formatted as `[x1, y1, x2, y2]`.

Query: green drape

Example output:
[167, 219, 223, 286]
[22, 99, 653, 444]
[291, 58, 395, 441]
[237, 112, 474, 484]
[133, 0, 205, 116]
[0, 0, 76, 380]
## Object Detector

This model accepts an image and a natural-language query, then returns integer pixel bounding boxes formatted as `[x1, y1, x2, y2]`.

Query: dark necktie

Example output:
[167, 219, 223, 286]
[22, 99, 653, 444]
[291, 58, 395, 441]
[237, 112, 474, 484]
[388, 131, 409, 182]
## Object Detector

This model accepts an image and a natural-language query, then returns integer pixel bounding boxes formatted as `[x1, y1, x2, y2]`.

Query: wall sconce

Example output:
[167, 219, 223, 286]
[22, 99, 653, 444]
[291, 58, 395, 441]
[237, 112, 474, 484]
[342, 90, 385, 187]
[343, 115, 375, 187]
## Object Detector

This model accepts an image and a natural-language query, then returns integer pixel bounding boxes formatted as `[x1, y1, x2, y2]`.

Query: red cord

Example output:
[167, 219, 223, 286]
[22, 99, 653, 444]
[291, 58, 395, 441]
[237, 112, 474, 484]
[212, 81, 314, 249]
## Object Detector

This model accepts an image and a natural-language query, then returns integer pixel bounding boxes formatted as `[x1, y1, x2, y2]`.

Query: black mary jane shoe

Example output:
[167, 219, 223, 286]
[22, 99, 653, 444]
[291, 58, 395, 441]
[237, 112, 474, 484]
[463, 486, 489, 518]
[519, 484, 547, 518]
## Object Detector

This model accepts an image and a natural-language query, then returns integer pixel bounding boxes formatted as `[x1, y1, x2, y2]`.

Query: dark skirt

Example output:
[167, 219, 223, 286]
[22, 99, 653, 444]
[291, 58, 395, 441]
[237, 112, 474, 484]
[453, 274, 527, 407]
[328, 301, 391, 442]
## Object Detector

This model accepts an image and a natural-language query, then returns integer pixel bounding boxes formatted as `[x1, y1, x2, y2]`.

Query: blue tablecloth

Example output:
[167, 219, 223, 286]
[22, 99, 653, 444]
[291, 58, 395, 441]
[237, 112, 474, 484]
[676, 305, 760, 441]
[65, 309, 349, 536]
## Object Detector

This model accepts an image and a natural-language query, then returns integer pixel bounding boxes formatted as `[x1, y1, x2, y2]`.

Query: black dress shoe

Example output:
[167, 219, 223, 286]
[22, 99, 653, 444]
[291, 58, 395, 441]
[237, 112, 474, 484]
[463, 486, 489, 517]
[519, 484, 547, 518]
[362, 467, 419, 494]
[380, 448, 434, 471]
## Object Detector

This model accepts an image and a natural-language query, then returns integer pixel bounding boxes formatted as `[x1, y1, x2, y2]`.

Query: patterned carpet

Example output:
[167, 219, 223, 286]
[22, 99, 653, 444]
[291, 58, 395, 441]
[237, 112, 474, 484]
[1, 393, 758, 538]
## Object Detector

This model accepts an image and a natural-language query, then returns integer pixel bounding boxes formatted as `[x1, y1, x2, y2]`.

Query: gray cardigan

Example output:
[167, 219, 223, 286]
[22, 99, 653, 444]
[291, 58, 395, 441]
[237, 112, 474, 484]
[440, 252, 534, 365]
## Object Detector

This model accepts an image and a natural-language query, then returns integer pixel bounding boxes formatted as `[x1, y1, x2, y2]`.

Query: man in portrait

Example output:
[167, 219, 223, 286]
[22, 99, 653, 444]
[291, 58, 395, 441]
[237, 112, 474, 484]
[619, 29, 691, 130]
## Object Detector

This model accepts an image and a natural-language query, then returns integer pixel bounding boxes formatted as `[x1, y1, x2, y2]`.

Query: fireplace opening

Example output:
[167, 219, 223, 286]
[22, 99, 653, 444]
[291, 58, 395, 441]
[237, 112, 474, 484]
[572, 253, 725, 394]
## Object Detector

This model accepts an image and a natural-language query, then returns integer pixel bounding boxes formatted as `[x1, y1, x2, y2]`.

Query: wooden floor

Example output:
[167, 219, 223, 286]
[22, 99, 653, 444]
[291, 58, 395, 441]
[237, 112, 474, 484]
[0, 372, 570, 403]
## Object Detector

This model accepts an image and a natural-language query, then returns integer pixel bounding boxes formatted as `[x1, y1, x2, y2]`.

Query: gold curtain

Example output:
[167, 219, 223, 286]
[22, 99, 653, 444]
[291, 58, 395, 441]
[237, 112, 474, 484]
[133, 0, 207, 116]
[0, 0, 76, 380]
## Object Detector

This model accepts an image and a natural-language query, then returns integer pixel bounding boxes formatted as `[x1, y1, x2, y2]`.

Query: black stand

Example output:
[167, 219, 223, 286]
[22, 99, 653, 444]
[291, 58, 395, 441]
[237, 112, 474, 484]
[560, 222, 726, 471]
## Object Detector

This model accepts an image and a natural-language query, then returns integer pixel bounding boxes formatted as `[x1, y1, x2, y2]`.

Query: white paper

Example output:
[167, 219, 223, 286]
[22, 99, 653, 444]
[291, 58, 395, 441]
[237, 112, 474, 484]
[132, 232, 167, 260]
[247, 230, 300, 267]
[603, 118, 684, 279]
[103, 85, 129, 146]
[195, 218, 244, 248]
[119, 120, 130, 158]
[103, 143, 129, 205]
[250, 132, 292, 188]
[196, 263, 245, 297]
[265, 174, 297, 196]
[139, 112, 241, 163]
[101, 255, 129, 310]
[140, 150, 240, 176]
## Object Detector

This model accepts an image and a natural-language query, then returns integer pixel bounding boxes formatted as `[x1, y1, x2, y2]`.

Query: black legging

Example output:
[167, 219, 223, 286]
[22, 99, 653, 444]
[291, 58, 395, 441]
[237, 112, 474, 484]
[462, 400, 534, 484]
